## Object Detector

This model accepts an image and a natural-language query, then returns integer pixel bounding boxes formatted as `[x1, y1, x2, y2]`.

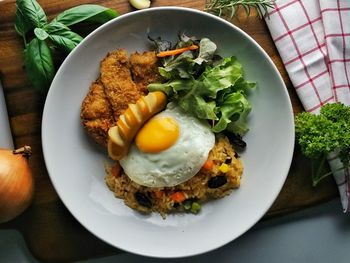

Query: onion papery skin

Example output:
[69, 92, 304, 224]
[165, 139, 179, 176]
[0, 148, 34, 223]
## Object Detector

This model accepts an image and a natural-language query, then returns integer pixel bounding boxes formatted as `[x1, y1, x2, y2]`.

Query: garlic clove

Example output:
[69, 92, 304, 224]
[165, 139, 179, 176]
[129, 0, 151, 10]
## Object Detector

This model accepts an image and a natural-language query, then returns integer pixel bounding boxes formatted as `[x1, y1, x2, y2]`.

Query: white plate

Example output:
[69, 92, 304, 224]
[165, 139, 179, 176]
[42, 7, 294, 258]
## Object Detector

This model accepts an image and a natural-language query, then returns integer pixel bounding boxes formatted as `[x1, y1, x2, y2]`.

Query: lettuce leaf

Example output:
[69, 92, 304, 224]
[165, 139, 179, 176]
[193, 38, 217, 65]
[159, 51, 195, 79]
[148, 37, 255, 135]
[157, 37, 218, 80]
[199, 56, 243, 98]
[213, 91, 252, 133]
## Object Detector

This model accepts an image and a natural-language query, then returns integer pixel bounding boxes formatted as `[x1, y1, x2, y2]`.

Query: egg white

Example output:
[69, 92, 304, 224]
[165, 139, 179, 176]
[120, 103, 215, 187]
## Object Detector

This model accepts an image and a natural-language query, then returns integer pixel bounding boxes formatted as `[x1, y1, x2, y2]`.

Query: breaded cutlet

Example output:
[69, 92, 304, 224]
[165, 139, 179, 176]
[130, 51, 163, 95]
[80, 80, 115, 146]
[100, 49, 141, 121]
[81, 49, 163, 147]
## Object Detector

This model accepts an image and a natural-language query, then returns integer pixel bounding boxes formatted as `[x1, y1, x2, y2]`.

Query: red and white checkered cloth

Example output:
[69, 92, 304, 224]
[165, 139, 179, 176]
[264, 0, 350, 211]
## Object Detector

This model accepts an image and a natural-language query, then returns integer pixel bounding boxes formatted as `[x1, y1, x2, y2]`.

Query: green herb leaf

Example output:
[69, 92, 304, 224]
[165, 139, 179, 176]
[24, 38, 55, 91]
[16, 0, 47, 29]
[45, 21, 83, 51]
[295, 102, 350, 185]
[34, 27, 49, 40]
[205, 0, 275, 19]
[14, 4, 31, 37]
[52, 4, 118, 27]
[48, 30, 83, 52]
[44, 21, 71, 33]
[15, 1, 118, 93]
[45, 21, 83, 52]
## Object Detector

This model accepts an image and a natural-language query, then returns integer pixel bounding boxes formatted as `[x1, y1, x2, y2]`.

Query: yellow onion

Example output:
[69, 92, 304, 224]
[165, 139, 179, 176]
[0, 146, 34, 223]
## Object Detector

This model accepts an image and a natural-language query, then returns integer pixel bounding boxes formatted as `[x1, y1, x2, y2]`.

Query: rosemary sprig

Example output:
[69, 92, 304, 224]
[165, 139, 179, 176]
[205, 0, 275, 19]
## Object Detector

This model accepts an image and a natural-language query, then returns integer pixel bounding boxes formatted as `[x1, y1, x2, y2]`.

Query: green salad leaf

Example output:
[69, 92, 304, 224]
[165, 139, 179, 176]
[199, 56, 243, 98]
[193, 38, 217, 65]
[148, 46, 255, 135]
[213, 91, 251, 133]
[159, 51, 195, 79]
[151, 35, 219, 80]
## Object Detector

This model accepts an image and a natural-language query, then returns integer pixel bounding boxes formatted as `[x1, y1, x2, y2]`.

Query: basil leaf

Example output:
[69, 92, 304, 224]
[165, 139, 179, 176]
[14, 4, 31, 36]
[34, 27, 49, 40]
[44, 21, 71, 34]
[44, 21, 83, 52]
[52, 4, 118, 27]
[24, 38, 55, 91]
[16, 0, 47, 29]
[48, 29, 83, 52]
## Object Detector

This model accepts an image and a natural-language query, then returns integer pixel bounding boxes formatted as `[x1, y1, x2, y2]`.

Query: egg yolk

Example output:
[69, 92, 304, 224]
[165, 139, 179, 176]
[135, 117, 179, 153]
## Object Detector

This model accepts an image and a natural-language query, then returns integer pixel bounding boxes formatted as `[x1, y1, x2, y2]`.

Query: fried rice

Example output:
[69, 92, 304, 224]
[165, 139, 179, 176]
[105, 136, 243, 216]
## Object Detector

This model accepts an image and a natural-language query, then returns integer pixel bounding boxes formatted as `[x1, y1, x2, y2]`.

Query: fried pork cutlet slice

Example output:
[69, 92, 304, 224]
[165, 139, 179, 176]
[130, 51, 163, 94]
[100, 49, 141, 120]
[80, 80, 115, 146]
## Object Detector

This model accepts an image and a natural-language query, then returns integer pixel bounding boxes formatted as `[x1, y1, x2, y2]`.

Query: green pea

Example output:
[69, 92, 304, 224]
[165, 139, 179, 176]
[190, 202, 201, 214]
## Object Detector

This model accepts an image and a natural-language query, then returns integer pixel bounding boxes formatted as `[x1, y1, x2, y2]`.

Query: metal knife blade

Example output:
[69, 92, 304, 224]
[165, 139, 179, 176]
[0, 79, 14, 149]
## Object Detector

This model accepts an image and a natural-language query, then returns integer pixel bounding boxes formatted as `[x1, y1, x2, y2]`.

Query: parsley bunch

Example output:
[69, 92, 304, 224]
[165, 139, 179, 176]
[295, 103, 350, 186]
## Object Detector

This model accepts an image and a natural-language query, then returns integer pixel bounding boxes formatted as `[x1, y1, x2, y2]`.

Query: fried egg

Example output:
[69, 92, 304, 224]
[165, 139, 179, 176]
[119, 103, 215, 187]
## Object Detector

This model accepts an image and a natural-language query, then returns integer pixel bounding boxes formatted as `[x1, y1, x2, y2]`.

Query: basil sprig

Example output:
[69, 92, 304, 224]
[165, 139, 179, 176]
[24, 38, 55, 90]
[15, 0, 119, 92]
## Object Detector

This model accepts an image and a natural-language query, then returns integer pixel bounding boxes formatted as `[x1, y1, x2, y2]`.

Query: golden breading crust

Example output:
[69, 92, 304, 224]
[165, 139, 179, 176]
[80, 80, 115, 146]
[130, 51, 163, 95]
[100, 49, 141, 121]
[80, 49, 162, 147]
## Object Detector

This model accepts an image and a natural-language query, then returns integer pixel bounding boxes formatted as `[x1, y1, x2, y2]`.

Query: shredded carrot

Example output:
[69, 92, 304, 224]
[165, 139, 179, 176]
[170, 191, 186, 203]
[202, 159, 214, 170]
[157, 44, 199, 58]
[111, 162, 121, 177]
[154, 190, 165, 199]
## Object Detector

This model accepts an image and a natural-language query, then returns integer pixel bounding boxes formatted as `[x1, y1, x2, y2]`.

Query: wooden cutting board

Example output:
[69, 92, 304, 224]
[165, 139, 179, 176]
[0, 0, 339, 262]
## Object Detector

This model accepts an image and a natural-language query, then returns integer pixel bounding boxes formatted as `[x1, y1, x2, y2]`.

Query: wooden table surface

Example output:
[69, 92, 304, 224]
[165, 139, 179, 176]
[0, 0, 339, 262]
